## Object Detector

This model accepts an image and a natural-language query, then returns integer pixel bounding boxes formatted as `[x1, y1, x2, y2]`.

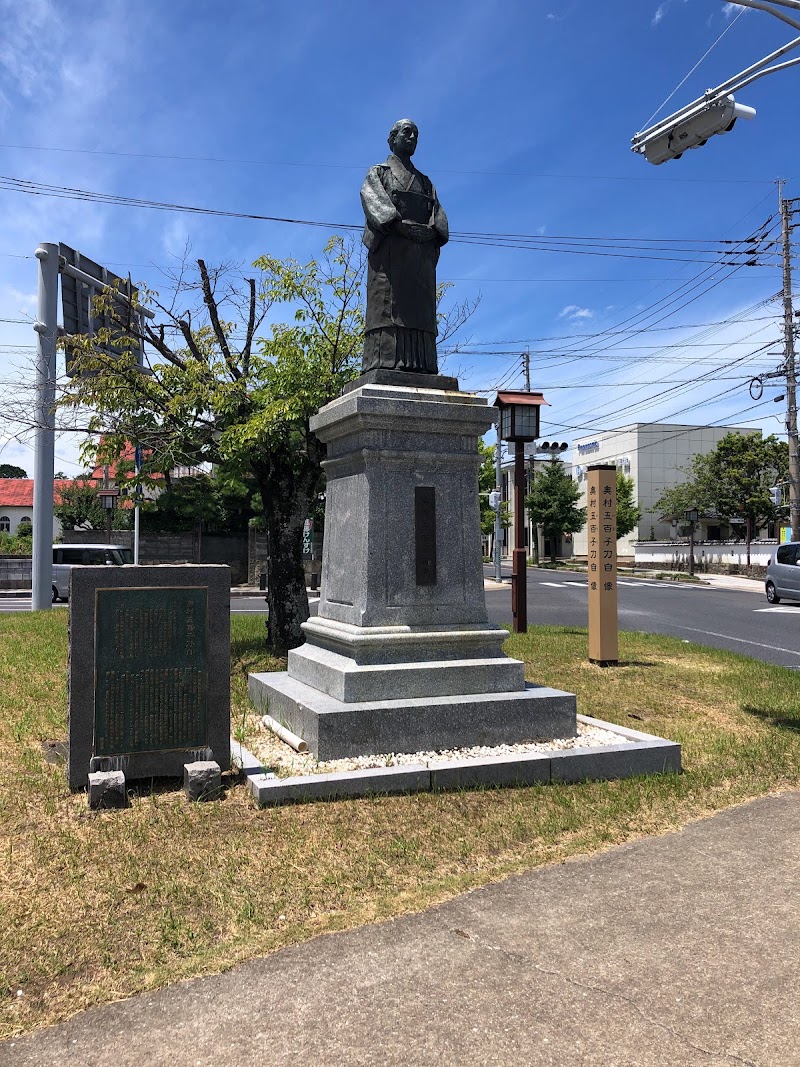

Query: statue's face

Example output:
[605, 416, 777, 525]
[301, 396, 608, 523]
[392, 121, 418, 157]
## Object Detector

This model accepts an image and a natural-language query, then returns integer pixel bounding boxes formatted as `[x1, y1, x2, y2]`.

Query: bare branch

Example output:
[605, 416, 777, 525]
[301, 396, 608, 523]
[198, 258, 241, 381]
[242, 277, 256, 378]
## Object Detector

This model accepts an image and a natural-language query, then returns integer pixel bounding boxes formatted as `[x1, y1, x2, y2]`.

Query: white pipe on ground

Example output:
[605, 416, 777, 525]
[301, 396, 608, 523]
[261, 714, 308, 753]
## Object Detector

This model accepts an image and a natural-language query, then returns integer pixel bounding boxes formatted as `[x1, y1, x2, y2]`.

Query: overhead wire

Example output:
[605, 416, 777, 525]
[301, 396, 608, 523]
[0, 141, 778, 184]
[640, 5, 747, 129]
[0, 173, 785, 265]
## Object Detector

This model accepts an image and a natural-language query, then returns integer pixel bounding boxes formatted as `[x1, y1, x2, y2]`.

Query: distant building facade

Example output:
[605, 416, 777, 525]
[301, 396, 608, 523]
[571, 422, 762, 557]
[0, 479, 76, 537]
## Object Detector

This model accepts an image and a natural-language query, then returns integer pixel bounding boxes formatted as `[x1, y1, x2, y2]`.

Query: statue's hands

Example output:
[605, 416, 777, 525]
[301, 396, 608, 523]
[394, 220, 434, 242]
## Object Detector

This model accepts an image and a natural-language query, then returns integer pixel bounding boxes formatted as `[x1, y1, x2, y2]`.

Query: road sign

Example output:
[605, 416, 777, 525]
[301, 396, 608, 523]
[59, 244, 144, 375]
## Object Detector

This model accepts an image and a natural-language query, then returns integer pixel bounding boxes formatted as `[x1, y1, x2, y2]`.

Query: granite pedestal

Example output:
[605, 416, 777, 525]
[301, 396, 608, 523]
[249, 382, 576, 760]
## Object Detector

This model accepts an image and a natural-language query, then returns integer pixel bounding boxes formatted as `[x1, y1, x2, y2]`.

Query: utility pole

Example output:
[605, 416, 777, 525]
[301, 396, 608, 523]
[31, 243, 59, 612]
[779, 183, 800, 541]
[522, 348, 536, 562]
[493, 427, 503, 582]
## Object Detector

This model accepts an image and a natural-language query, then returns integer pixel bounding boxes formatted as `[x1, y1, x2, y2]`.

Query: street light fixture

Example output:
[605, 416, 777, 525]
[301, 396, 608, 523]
[493, 391, 548, 633]
[98, 487, 120, 546]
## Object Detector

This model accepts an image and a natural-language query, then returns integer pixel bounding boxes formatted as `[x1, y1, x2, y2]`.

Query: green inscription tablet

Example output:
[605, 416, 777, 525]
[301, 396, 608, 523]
[94, 587, 208, 756]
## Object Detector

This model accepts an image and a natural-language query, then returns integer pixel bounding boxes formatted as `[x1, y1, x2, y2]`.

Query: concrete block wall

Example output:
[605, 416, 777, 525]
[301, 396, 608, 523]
[634, 540, 775, 577]
[0, 555, 32, 589]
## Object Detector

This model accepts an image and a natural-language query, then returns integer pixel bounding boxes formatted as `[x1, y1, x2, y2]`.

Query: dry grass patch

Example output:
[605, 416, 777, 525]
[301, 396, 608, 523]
[1, 615, 799, 1038]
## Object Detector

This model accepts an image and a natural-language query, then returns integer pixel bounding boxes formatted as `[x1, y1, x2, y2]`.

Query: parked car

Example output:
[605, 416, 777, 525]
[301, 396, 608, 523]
[51, 543, 134, 602]
[765, 541, 800, 604]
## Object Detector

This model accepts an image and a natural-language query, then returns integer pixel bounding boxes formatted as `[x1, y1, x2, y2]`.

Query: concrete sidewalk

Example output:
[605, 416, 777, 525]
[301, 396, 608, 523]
[3, 791, 798, 1066]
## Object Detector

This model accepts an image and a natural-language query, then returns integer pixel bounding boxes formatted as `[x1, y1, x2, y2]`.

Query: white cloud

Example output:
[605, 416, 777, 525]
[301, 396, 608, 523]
[652, 0, 690, 26]
[559, 305, 594, 321]
[7, 287, 37, 316]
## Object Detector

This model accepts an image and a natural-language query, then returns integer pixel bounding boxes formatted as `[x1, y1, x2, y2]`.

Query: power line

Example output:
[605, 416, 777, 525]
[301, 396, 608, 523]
[0, 174, 784, 266]
[0, 141, 780, 184]
[641, 5, 747, 128]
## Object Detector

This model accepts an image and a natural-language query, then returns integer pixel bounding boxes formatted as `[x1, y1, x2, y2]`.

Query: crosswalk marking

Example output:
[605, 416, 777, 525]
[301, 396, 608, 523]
[753, 606, 800, 613]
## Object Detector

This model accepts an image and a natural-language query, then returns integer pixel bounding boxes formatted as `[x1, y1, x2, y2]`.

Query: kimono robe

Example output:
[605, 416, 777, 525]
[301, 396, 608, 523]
[360, 153, 449, 374]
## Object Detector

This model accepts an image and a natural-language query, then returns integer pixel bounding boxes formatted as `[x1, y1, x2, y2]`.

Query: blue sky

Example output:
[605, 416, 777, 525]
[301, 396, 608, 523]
[0, 0, 797, 474]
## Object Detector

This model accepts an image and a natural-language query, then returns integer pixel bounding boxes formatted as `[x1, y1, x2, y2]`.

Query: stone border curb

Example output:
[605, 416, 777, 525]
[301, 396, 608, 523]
[242, 716, 681, 807]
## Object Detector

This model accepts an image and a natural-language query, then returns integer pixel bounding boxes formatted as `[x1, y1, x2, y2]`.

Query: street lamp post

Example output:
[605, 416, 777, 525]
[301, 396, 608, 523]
[493, 391, 548, 633]
[98, 488, 120, 545]
[685, 508, 699, 578]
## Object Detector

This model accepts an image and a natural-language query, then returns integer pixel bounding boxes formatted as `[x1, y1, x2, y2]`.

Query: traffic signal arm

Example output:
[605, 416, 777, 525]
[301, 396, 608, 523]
[631, 6, 800, 165]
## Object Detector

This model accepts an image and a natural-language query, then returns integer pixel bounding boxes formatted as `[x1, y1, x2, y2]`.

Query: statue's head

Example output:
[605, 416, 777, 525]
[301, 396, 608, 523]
[388, 119, 418, 157]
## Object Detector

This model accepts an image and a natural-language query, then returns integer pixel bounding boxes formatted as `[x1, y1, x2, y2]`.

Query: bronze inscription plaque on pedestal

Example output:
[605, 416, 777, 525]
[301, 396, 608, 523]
[415, 486, 437, 586]
[94, 587, 208, 755]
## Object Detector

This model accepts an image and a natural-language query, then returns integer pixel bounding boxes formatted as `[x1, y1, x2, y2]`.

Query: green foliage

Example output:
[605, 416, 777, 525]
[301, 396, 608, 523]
[54, 480, 106, 531]
[57, 236, 366, 652]
[140, 472, 257, 533]
[478, 441, 510, 537]
[526, 459, 586, 560]
[0, 464, 26, 479]
[0, 531, 32, 556]
[655, 432, 788, 536]
[615, 471, 641, 541]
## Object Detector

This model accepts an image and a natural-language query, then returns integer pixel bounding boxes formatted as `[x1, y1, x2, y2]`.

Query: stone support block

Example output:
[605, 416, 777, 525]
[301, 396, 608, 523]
[250, 672, 577, 761]
[429, 752, 551, 791]
[250, 765, 430, 806]
[87, 770, 127, 809]
[184, 760, 223, 801]
[549, 740, 681, 783]
[287, 642, 525, 703]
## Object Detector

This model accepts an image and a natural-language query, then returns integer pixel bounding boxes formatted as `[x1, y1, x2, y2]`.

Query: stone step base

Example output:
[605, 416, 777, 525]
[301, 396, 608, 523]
[248, 671, 577, 761]
[287, 642, 526, 702]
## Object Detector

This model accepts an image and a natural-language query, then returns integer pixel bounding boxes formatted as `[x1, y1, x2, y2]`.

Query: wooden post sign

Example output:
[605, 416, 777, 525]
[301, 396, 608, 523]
[587, 464, 618, 666]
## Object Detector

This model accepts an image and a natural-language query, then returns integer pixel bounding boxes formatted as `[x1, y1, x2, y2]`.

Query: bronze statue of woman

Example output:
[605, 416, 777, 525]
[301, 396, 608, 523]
[360, 119, 449, 374]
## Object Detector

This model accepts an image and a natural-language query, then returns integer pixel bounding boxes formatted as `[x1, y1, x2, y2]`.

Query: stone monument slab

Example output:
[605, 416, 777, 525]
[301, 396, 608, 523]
[67, 565, 230, 790]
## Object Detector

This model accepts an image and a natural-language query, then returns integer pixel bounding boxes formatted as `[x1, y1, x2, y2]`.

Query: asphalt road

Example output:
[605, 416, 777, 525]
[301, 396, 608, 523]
[4, 574, 799, 670]
[484, 566, 800, 671]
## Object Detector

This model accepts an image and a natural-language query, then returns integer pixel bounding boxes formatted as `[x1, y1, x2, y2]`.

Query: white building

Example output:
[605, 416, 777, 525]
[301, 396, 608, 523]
[571, 422, 762, 558]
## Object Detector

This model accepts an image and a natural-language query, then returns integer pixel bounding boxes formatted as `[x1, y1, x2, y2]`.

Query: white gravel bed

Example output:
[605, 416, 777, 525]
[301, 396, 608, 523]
[249, 720, 633, 777]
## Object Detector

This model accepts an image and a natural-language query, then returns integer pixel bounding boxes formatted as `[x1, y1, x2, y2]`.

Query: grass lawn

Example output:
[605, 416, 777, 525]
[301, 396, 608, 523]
[1, 610, 799, 1039]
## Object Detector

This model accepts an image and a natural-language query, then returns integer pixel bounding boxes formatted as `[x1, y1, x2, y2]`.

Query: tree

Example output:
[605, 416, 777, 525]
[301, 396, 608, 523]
[57, 237, 364, 651]
[140, 471, 257, 533]
[54, 479, 133, 531]
[525, 459, 586, 563]
[0, 463, 26, 478]
[615, 471, 641, 541]
[655, 431, 788, 563]
[478, 441, 510, 539]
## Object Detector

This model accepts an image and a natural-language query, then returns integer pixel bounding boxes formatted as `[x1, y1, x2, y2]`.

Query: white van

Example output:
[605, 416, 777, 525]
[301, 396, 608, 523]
[51, 543, 134, 602]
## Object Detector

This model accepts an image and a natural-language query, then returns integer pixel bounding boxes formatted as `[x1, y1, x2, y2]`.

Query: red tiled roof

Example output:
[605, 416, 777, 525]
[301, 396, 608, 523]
[0, 479, 85, 508]
[90, 440, 137, 482]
